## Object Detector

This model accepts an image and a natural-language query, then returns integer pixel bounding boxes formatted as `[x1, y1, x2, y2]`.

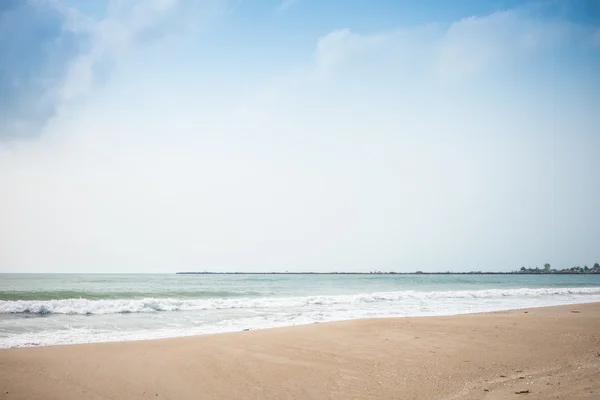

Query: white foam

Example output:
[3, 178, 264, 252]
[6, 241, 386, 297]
[2, 293, 599, 349]
[2, 287, 600, 348]
[1, 287, 599, 315]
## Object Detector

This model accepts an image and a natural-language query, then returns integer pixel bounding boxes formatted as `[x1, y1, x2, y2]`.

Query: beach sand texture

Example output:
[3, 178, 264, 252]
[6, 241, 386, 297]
[1, 303, 599, 399]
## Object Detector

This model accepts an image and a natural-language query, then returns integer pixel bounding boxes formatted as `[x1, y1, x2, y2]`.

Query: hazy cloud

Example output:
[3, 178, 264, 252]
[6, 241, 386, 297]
[1, 3, 598, 273]
[277, 0, 298, 14]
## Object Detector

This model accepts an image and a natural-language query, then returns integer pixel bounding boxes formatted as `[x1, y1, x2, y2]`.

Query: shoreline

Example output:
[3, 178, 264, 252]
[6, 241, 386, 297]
[2, 296, 600, 349]
[2, 303, 599, 399]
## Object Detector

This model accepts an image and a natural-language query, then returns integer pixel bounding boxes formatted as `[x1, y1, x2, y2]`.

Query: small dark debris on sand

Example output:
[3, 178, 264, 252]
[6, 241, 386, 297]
[570, 310, 580, 313]
[515, 389, 530, 394]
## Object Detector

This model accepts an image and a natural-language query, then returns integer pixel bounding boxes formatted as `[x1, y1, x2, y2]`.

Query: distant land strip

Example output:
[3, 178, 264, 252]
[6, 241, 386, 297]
[177, 264, 600, 276]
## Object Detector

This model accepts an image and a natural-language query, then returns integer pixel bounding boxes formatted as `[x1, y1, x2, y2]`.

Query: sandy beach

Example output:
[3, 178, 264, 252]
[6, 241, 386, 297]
[1, 303, 599, 400]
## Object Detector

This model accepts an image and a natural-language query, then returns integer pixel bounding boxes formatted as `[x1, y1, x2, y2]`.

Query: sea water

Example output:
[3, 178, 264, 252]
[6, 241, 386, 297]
[1, 273, 600, 348]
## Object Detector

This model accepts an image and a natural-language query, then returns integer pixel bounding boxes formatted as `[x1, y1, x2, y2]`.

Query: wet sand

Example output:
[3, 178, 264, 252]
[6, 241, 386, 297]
[1, 303, 599, 399]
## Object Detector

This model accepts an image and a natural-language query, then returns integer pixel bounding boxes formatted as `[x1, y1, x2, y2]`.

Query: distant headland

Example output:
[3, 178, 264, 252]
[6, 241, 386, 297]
[177, 263, 600, 275]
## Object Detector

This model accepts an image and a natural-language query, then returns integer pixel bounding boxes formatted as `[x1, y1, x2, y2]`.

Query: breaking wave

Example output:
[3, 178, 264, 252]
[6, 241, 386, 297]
[2, 287, 599, 316]
[0, 290, 264, 301]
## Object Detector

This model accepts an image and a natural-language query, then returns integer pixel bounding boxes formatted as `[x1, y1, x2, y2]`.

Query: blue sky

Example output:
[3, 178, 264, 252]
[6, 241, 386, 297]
[0, 0, 599, 273]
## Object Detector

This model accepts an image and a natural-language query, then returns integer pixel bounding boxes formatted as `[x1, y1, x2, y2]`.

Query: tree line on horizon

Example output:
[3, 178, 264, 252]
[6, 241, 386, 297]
[516, 263, 600, 274]
[177, 263, 600, 275]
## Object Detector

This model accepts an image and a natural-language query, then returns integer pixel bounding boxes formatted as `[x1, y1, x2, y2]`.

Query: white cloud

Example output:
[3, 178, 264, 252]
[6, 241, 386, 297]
[435, 10, 577, 80]
[303, 10, 588, 85]
[1, 6, 599, 272]
[313, 28, 389, 77]
[277, 0, 297, 13]
[56, 0, 180, 104]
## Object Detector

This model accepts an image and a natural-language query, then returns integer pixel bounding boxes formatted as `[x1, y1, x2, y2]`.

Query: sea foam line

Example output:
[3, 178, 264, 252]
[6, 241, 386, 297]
[1, 287, 599, 315]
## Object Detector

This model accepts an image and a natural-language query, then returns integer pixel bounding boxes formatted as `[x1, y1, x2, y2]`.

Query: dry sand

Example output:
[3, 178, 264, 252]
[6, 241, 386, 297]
[1, 303, 599, 400]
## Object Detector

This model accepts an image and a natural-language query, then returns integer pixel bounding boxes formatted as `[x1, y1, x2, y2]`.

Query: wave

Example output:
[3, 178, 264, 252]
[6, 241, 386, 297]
[1, 287, 599, 316]
[0, 290, 264, 301]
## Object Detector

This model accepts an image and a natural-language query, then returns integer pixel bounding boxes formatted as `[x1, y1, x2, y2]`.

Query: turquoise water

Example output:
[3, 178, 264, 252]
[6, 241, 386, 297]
[1, 273, 599, 347]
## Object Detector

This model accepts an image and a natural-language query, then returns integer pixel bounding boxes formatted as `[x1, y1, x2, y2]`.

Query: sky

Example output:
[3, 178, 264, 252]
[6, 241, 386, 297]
[0, 0, 599, 273]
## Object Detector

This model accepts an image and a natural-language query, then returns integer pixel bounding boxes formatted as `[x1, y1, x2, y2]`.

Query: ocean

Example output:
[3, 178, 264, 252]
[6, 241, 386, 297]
[1, 273, 600, 348]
